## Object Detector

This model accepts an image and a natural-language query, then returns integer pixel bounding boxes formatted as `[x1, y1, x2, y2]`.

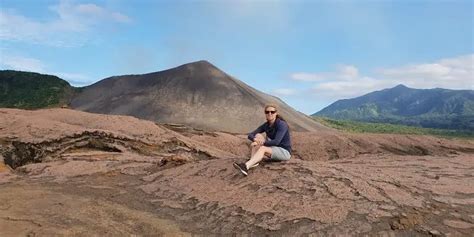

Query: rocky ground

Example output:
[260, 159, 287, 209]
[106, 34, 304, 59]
[1, 108, 473, 236]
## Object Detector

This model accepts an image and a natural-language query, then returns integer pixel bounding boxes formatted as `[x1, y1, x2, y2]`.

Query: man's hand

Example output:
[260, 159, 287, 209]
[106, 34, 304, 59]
[251, 141, 259, 147]
[253, 133, 265, 146]
[254, 137, 265, 145]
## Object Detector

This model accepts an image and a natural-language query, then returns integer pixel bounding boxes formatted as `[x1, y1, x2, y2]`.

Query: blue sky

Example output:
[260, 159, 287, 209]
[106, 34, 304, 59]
[1, 0, 473, 114]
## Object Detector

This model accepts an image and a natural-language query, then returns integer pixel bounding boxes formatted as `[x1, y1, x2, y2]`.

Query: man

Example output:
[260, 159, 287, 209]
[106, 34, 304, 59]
[233, 104, 292, 176]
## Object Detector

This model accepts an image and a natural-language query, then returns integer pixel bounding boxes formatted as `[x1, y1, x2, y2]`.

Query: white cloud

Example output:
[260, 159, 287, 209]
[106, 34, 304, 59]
[0, 54, 47, 73]
[289, 64, 359, 82]
[376, 54, 474, 90]
[311, 77, 395, 100]
[273, 88, 297, 96]
[0, 53, 92, 86]
[57, 2, 131, 24]
[289, 54, 474, 101]
[290, 72, 325, 81]
[0, 0, 131, 47]
[337, 65, 359, 80]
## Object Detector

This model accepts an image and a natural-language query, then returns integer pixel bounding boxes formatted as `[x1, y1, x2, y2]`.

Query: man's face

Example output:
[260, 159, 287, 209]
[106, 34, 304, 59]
[264, 107, 277, 121]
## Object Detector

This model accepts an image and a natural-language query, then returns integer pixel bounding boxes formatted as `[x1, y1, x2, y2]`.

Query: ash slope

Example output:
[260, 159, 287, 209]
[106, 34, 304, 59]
[70, 60, 326, 133]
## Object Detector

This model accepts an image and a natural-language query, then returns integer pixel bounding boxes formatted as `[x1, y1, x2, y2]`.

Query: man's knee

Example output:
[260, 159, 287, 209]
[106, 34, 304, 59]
[255, 133, 265, 140]
[259, 146, 272, 152]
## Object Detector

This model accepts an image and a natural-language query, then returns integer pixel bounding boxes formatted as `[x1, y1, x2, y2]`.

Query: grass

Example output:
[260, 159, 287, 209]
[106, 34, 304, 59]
[313, 116, 474, 139]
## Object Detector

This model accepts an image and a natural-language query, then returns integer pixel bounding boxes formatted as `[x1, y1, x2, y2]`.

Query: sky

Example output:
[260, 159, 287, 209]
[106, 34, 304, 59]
[0, 0, 473, 114]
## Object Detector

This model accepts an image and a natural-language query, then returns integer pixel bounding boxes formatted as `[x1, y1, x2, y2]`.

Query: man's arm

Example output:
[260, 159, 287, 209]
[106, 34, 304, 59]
[248, 123, 266, 141]
[264, 121, 288, 146]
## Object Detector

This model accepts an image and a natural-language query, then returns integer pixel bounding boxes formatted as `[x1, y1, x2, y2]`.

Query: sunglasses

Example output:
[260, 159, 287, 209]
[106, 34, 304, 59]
[265, 110, 277, 114]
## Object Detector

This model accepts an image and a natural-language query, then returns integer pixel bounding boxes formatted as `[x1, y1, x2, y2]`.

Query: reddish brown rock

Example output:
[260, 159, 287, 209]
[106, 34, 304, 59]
[0, 108, 473, 236]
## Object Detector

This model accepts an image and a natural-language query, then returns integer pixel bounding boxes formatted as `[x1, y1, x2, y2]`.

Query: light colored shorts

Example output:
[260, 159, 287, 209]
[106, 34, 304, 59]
[269, 146, 291, 161]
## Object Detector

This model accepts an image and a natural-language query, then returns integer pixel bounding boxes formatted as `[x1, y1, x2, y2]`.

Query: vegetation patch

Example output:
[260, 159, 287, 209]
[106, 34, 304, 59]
[0, 70, 81, 109]
[314, 116, 474, 139]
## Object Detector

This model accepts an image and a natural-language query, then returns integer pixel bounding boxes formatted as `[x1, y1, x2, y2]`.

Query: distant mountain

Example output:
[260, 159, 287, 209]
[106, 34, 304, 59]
[0, 70, 80, 109]
[313, 84, 474, 130]
[69, 60, 327, 133]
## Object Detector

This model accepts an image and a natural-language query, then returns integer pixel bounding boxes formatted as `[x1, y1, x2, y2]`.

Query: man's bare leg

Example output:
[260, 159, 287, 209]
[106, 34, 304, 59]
[245, 146, 272, 169]
[250, 144, 260, 157]
[248, 133, 266, 168]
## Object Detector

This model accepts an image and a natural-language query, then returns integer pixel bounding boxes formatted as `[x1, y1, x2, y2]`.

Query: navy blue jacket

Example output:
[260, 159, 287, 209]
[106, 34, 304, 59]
[247, 118, 292, 153]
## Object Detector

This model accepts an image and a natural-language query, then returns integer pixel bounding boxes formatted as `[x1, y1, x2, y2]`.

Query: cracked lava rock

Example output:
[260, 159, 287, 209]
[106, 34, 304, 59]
[1, 108, 473, 236]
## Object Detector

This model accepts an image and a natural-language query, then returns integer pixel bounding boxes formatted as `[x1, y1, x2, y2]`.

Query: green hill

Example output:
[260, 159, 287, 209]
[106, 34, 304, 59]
[314, 116, 474, 139]
[313, 85, 474, 131]
[0, 70, 81, 109]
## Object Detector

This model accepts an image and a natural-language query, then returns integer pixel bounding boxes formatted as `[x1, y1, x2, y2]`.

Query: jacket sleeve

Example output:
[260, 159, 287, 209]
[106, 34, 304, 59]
[263, 121, 288, 146]
[248, 123, 266, 141]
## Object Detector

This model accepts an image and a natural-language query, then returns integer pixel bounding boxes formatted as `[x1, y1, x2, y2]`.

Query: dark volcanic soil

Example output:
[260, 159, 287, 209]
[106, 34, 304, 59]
[69, 60, 327, 133]
[1, 108, 473, 236]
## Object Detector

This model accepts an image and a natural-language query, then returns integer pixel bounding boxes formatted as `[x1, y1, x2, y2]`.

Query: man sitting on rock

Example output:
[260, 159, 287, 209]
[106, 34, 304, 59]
[233, 104, 292, 176]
